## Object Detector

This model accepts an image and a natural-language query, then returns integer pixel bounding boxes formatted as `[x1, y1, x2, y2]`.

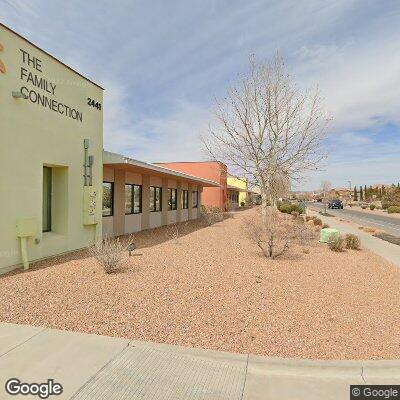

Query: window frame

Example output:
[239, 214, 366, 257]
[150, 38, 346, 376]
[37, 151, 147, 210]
[102, 181, 114, 217]
[150, 186, 162, 212]
[168, 188, 177, 211]
[125, 184, 142, 215]
[42, 166, 52, 232]
[182, 190, 189, 209]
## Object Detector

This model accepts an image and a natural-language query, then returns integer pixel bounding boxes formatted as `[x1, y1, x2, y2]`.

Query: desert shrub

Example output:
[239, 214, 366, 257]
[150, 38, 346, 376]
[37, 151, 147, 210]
[382, 192, 400, 209]
[292, 218, 318, 247]
[313, 218, 323, 226]
[345, 234, 361, 250]
[89, 235, 134, 273]
[240, 201, 245, 207]
[328, 234, 345, 252]
[244, 210, 290, 259]
[322, 223, 330, 229]
[279, 203, 302, 215]
[201, 206, 224, 225]
[166, 223, 180, 243]
[360, 204, 367, 210]
[291, 211, 299, 218]
[387, 206, 400, 214]
[278, 203, 292, 214]
[305, 215, 313, 222]
[382, 200, 390, 210]
[369, 204, 376, 210]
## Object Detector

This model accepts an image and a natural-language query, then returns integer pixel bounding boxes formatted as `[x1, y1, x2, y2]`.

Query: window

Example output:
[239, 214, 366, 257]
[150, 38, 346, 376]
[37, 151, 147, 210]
[42, 166, 52, 232]
[125, 184, 142, 214]
[150, 186, 162, 212]
[168, 188, 177, 210]
[182, 190, 189, 209]
[192, 191, 198, 208]
[102, 182, 114, 216]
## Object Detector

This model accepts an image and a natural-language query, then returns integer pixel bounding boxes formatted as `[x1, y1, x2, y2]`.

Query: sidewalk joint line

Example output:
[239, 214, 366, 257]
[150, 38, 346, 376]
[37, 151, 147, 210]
[70, 340, 130, 399]
[0, 326, 46, 358]
[240, 353, 250, 400]
[361, 366, 366, 383]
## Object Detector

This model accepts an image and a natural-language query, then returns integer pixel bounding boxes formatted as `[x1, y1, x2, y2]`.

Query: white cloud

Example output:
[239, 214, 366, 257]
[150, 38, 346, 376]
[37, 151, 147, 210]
[2, 0, 399, 191]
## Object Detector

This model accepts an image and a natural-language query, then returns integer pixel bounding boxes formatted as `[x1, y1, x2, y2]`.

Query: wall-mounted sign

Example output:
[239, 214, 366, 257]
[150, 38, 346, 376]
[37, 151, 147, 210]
[18, 48, 84, 122]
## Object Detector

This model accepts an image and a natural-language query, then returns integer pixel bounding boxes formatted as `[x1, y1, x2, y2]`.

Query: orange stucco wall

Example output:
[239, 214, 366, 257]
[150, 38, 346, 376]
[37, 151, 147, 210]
[156, 162, 227, 210]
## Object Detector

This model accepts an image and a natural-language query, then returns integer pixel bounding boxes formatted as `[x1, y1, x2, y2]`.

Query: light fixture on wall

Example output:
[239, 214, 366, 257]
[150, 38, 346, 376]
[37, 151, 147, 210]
[12, 91, 28, 99]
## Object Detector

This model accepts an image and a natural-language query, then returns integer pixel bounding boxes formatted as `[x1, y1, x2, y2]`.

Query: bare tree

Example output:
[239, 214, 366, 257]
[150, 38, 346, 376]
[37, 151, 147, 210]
[202, 54, 330, 226]
[320, 180, 332, 215]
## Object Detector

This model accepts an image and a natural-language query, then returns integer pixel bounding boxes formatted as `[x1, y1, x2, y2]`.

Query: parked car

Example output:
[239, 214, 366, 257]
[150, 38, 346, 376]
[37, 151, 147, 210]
[328, 199, 343, 209]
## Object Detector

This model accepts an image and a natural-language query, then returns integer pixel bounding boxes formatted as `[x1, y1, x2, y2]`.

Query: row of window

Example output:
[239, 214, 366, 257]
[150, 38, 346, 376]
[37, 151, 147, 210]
[103, 182, 198, 217]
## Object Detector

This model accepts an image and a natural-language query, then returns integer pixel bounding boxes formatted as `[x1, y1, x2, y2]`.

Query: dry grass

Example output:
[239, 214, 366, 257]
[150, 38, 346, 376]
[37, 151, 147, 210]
[89, 235, 135, 273]
[1, 208, 400, 360]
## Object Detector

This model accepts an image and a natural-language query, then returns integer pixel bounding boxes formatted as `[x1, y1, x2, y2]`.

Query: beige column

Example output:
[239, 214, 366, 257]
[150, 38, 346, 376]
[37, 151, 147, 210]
[113, 168, 126, 236]
[141, 174, 150, 230]
[176, 181, 182, 223]
[161, 178, 168, 226]
[188, 186, 193, 220]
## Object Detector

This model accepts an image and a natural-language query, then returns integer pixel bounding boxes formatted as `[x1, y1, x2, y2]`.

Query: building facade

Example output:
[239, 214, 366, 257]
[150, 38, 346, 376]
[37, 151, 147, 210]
[0, 24, 220, 274]
[102, 152, 218, 237]
[227, 176, 249, 207]
[156, 161, 227, 210]
[0, 23, 103, 273]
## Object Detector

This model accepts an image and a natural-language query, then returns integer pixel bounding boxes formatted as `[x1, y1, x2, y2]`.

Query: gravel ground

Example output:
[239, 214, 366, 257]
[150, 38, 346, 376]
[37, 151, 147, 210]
[1, 208, 399, 360]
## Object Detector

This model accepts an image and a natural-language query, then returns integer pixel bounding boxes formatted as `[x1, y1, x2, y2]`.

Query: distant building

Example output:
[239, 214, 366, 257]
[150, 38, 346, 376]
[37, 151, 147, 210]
[155, 161, 228, 210]
[227, 176, 249, 207]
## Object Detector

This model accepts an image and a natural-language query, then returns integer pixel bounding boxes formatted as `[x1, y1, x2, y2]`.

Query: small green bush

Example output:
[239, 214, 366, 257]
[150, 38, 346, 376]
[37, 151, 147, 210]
[313, 218, 322, 226]
[279, 204, 302, 214]
[369, 204, 376, 210]
[297, 202, 306, 214]
[345, 234, 361, 250]
[388, 206, 400, 214]
[328, 234, 345, 252]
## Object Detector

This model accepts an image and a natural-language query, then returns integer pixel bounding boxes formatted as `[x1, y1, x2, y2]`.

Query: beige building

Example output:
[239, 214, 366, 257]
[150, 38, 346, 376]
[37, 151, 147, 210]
[102, 152, 219, 237]
[0, 23, 103, 273]
[0, 23, 219, 274]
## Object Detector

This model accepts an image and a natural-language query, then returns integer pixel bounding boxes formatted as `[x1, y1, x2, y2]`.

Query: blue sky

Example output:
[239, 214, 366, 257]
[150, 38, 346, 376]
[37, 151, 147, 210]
[1, 0, 400, 190]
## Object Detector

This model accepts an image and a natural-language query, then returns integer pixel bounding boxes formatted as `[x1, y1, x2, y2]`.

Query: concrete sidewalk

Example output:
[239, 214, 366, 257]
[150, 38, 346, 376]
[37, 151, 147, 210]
[308, 208, 400, 267]
[0, 323, 399, 399]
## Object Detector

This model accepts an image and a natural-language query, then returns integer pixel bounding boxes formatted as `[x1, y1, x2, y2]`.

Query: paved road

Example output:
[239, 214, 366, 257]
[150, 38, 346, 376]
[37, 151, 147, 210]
[307, 202, 400, 236]
[1, 322, 399, 400]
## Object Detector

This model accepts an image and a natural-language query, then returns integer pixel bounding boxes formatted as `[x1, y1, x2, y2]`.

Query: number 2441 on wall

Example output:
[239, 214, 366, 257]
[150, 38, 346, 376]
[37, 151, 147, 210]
[87, 98, 102, 110]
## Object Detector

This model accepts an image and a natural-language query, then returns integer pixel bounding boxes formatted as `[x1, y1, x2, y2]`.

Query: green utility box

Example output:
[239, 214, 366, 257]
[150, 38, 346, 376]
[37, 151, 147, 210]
[320, 228, 339, 243]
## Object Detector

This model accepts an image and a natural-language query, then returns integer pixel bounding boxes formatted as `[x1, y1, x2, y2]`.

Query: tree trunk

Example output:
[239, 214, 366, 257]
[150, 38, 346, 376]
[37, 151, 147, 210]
[261, 189, 269, 227]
